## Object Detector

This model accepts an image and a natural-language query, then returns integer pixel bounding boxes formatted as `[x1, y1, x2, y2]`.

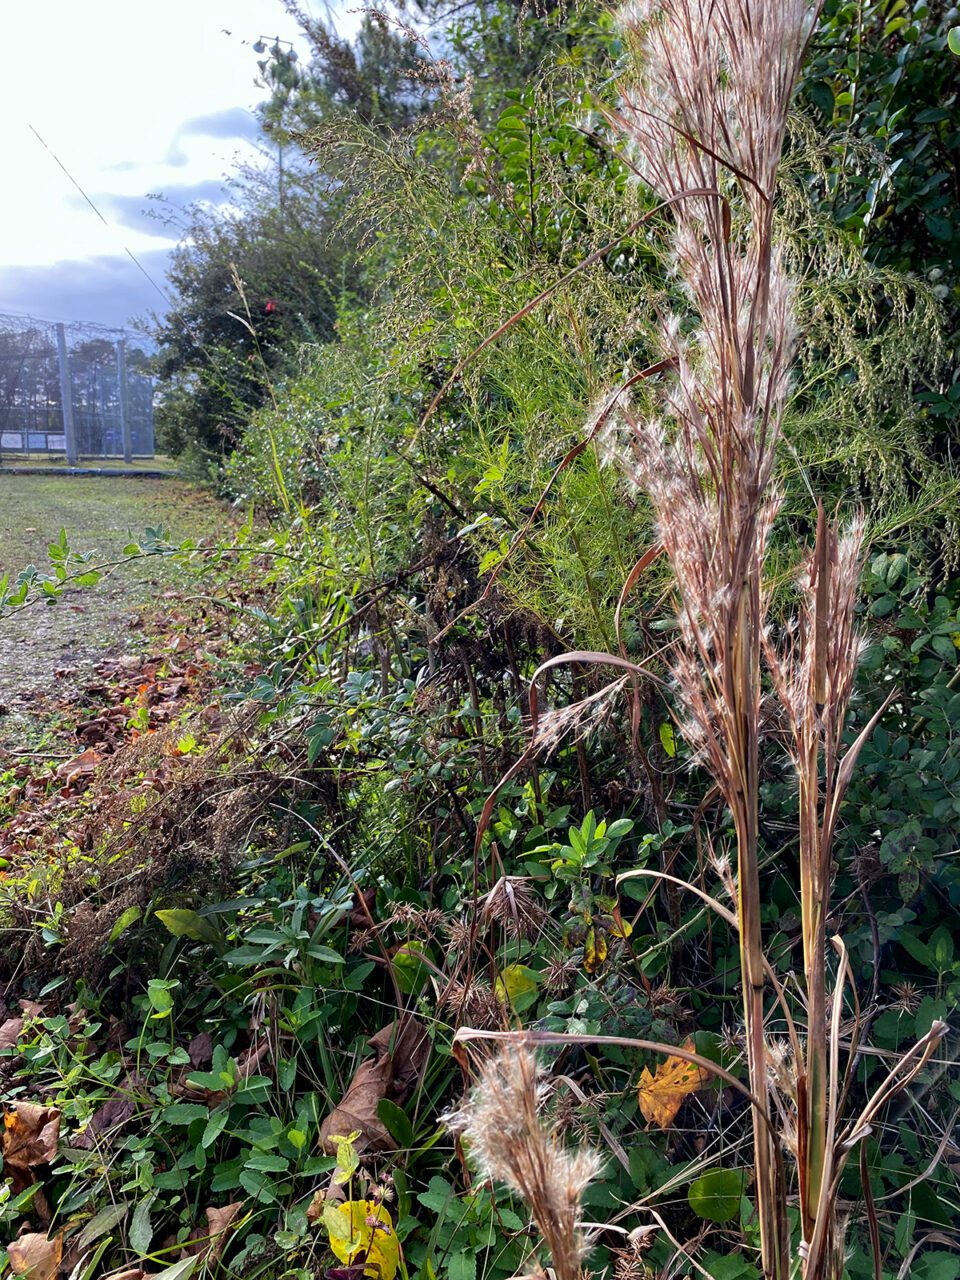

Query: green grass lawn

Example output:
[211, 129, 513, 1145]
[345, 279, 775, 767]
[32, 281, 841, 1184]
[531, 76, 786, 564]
[0, 453, 180, 474]
[0, 475, 227, 732]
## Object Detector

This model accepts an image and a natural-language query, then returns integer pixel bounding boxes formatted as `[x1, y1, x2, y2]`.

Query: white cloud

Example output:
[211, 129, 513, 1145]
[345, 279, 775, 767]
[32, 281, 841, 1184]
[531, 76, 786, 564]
[0, 2, 368, 330]
[0, 0, 335, 325]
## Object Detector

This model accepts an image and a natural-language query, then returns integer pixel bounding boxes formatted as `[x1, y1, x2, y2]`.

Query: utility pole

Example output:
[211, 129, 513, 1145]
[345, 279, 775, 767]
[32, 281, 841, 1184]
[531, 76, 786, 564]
[116, 338, 132, 463]
[55, 323, 79, 465]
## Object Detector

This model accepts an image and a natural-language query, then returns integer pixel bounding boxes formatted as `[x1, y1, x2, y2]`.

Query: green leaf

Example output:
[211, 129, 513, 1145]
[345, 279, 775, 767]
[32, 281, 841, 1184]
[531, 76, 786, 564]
[918, 1252, 960, 1280]
[164, 1103, 210, 1125]
[202, 1110, 230, 1149]
[915, 996, 947, 1039]
[152, 1259, 199, 1280]
[78, 1202, 129, 1249]
[343, 960, 376, 991]
[447, 1252, 477, 1280]
[419, 1175, 456, 1215]
[895, 1205, 916, 1255]
[606, 817, 634, 840]
[146, 978, 177, 1018]
[377, 1098, 414, 1148]
[687, 1169, 745, 1223]
[948, 27, 960, 56]
[108, 905, 142, 944]
[155, 909, 221, 944]
[394, 940, 432, 994]
[899, 931, 933, 967]
[930, 925, 955, 970]
[911, 1182, 953, 1230]
[246, 1153, 290, 1173]
[239, 1167, 278, 1202]
[306, 944, 345, 965]
[494, 963, 540, 1012]
[658, 721, 676, 757]
[700, 1255, 759, 1280]
[129, 1196, 155, 1256]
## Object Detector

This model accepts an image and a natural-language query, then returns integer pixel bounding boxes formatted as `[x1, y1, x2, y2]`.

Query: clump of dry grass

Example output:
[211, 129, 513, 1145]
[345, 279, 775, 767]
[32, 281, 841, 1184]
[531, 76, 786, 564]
[600, 3, 823, 1272]
[446, 1042, 602, 1280]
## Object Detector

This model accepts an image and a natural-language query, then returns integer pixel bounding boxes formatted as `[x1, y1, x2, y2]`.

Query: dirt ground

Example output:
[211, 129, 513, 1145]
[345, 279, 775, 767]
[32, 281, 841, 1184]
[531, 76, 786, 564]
[0, 475, 226, 742]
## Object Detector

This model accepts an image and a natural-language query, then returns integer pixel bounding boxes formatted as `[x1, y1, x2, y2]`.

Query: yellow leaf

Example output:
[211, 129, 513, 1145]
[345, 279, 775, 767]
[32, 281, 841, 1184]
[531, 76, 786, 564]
[323, 1199, 400, 1280]
[583, 927, 607, 973]
[495, 964, 539, 1006]
[609, 905, 632, 939]
[637, 1040, 708, 1129]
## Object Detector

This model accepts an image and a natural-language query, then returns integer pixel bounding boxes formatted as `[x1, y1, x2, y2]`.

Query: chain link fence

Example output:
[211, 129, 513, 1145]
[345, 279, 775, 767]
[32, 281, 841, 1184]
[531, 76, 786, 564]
[0, 312, 155, 463]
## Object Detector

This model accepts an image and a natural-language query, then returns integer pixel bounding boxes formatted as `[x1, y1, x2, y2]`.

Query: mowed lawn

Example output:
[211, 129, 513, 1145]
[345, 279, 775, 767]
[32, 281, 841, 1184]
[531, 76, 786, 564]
[0, 474, 226, 719]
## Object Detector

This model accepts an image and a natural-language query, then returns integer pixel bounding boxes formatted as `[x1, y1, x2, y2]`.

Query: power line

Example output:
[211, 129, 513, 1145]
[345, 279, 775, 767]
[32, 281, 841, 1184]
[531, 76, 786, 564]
[27, 124, 172, 309]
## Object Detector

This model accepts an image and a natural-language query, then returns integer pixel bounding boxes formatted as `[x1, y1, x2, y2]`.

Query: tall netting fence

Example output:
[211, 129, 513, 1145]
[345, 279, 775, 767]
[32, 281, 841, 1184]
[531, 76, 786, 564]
[0, 313, 155, 462]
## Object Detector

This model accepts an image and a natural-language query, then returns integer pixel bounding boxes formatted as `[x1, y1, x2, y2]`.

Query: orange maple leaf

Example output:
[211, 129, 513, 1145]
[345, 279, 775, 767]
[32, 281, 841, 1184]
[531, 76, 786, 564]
[637, 1040, 709, 1129]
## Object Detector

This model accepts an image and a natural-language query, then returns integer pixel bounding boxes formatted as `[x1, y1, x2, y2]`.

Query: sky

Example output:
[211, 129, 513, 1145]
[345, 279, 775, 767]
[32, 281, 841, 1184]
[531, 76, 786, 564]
[0, 0, 349, 333]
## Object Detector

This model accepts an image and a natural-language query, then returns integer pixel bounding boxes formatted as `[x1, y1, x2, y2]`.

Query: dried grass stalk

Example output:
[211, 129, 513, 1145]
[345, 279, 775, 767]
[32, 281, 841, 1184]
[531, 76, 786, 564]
[603, 4, 822, 1273]
[446, 1043, 602, 1280]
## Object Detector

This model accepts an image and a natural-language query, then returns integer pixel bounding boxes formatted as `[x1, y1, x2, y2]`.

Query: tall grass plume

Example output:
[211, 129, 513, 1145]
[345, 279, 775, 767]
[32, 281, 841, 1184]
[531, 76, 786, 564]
[446, 1043, 602, 1280]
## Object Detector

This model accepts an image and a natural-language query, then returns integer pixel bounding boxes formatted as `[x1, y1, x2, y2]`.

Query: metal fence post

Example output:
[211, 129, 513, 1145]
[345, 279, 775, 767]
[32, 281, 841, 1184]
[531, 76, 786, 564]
[55, 323, 79, 465]
[116, 338, 132, 463]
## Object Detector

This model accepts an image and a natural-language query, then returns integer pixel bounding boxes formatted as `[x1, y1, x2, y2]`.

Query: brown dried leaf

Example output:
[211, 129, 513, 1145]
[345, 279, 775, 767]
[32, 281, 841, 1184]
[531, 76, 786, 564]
[7, 1231, 62, 1280]
[637, 1040, 708, 1130]
[306, 1188, 327, 1225]
[0, 1017, 24, 1050]
[319, 1018, 429, 1155]
[368, 1017, 430, 1101]
[2, 1102, 61, 1191]
[188, 1032, 213, 1068]
[349, 886, 377, 928]
[72, 1075, 141, 1149]
[235, 1037, 270, 1080]
[56, 748, 101, 784]
[171, 1038, 270, 1106]
[319, 1056, 395, 1155]
[181, 1202, 244, 1261]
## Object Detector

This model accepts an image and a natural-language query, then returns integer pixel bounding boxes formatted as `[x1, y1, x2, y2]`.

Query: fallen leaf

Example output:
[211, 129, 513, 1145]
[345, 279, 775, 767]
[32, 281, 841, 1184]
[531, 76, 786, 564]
[181, 1202, 243, 1262]
[349, 886, 377, 928]
[320, 1058, 395, 1155]
[637, 1041, 709, 1130]
[307, 1188, 328, 1224]
[7, 1231, 63, 1280]
[235, 1037, 270, 1080]
[320, 1018, 429, 1155]
[56, 748, 101, 784]
[0, 1017, 24, 1050]
[367, 1018, 430, 1100]
[72, 1075, 141, 1149]
[2, 1102, 61, 1191]
[188, 1032, 213, 1067]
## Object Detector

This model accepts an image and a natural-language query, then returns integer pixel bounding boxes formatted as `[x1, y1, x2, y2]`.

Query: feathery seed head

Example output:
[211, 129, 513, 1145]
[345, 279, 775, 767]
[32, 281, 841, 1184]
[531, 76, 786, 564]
[446, 1043, 602, 1280]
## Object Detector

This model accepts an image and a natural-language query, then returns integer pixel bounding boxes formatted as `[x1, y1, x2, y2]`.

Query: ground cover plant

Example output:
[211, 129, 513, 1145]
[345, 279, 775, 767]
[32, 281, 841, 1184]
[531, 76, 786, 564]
[1, 2, 959, 1280]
